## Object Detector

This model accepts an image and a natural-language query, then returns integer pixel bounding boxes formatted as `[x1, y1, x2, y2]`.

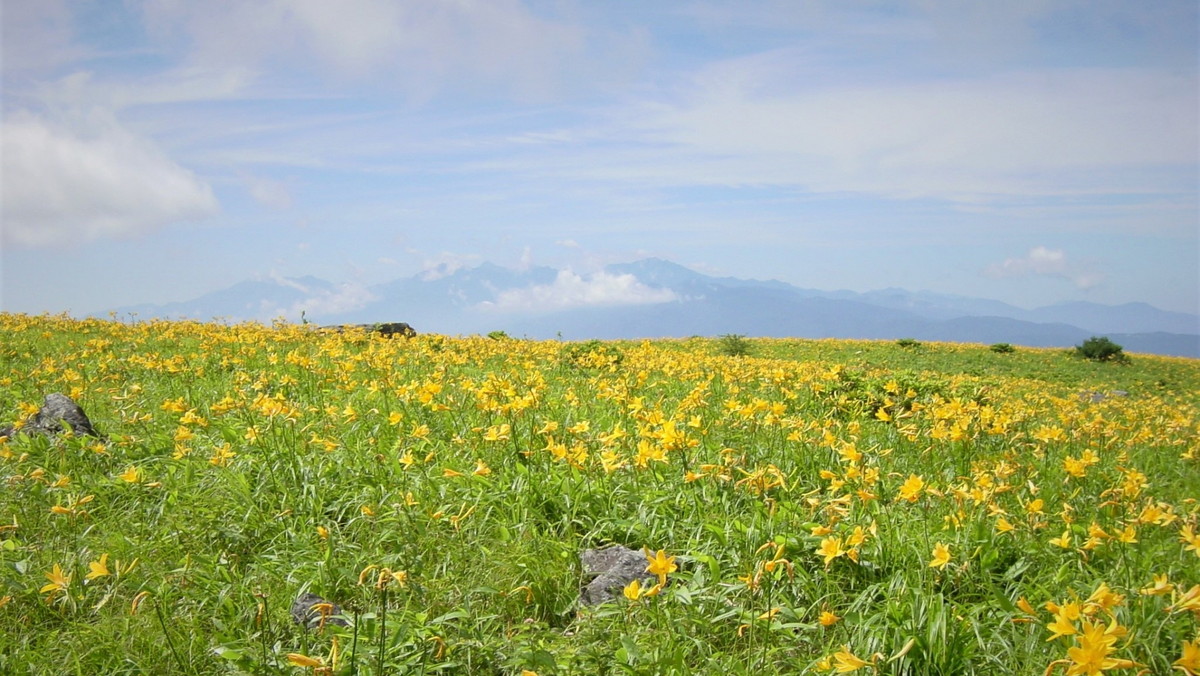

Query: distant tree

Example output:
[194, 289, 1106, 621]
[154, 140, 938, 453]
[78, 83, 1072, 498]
[1075, 336, 1129, 363]
[990, 343, 1016, 354]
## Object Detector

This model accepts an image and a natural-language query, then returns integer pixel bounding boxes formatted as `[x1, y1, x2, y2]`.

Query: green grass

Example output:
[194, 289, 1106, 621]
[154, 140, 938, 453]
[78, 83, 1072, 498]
[1, 314, 1197, 674]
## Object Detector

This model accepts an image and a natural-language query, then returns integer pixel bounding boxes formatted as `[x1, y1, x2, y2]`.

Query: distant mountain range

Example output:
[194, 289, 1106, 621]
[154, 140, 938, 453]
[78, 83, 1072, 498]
[106, 258, 1200, 357]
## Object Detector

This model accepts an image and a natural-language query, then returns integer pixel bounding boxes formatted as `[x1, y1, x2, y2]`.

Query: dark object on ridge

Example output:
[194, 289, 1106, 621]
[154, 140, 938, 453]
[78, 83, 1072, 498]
[0, 393, 102, 439]
[290, 592, 350, 629]
[373, 322, 416, 337]
[579, 545, 655, 606]
[322, 322, 416, 338]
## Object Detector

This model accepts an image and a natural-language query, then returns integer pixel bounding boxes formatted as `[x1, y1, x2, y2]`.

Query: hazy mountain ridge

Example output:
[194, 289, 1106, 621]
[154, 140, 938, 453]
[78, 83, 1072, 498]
[102, 258, 1200, 357]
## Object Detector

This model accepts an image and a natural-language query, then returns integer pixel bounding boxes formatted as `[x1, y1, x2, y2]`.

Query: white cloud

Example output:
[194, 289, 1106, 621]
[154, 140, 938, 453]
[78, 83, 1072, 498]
[0, 111, 219, 247]
[988, 246, 1067, 276]
[985, 246, 1104, 289]
[280, 282, 377, 320]
[415, 251, 483, 281]
[479, 270, 677, 313]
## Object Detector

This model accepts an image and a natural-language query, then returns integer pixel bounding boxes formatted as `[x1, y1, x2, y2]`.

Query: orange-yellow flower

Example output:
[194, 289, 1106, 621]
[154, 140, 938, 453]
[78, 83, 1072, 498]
[897, 474, 924, 502]
[830, 645, 872, 672]
[1140, 574, 1174, 596]
[623, 579, 643, 602]
[40, 563, 71, 600]
[818, 536, 845, 567]
[644, 549, 677, 585]
[1176, 639, 1200, 676]
[85, 553, 110, 581]
[929, 542, 952, 569]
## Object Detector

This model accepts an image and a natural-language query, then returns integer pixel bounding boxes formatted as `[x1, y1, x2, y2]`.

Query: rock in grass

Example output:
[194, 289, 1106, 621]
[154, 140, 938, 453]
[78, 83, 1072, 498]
[0, 393, 101, 439]
[580, 545, 654, 606]
[320, 322, 416, 338]
[290, 592, 350, 629]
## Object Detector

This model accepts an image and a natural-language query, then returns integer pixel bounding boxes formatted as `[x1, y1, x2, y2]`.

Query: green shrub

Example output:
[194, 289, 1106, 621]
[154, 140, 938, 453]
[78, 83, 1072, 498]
[896, 338, 922, 349]
[717, 333, 753, 357]
[562, 339, 623, 368]
[990, 343, 1016, 354]
[487, 330, 510, 340]
[1075, 336, 1129, 363]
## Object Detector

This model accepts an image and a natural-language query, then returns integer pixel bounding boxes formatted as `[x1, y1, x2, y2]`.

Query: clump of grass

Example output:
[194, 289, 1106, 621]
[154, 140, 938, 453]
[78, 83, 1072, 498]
[717, 333, 753, 357]
[562, 339, 623, 368]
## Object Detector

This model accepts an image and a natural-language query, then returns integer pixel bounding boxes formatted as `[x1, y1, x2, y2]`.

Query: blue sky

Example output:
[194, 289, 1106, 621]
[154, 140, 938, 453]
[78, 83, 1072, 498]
[2, 0, 1197, 317]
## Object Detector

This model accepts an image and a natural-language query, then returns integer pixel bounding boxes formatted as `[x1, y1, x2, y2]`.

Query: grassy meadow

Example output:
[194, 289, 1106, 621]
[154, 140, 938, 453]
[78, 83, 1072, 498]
[1, 313, 1198, 675]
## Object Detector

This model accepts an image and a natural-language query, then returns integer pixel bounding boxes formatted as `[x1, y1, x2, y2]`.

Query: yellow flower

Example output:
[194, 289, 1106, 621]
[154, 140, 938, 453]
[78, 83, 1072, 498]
[286, 653, 325, 668]
[897, 474, 924, 502]
[209, 443, 236, 467]
[818, 536, 845, 567]
[1181, 525, 1200, 557]
[1046, 611, 1078, 642]
[623, 579, 643, 602]
[1176, 639, 1200, 676]
[40, 563, 71, 599]
[1140, 573, 1173, 596]
[929, 542, 951, 569]
[830, 645, 872, 672]
[819, 610, 841, 627]
[644, 549, 677, 585]
[1050, 530, 1072, 549]
[1170, 585, 1200, 614]
[1065, 619, 1138, 675]
[1085, 582, 1124, 614]
[86, 553, 110, 581]
[118, 466, 142, 483]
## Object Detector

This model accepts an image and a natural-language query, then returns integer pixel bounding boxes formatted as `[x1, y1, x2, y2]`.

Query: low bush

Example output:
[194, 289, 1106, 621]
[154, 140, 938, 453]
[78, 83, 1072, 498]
[1075, 336, 1129, 363]
[717, 333, 753, 357]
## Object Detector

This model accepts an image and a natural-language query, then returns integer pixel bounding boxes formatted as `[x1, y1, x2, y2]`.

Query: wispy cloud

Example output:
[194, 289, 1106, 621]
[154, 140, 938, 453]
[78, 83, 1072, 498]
[479, 270, 677, 313]
[985, 246, 1104, 289]
[137, 0, 596, 101]
[607, 64, 1197, 202]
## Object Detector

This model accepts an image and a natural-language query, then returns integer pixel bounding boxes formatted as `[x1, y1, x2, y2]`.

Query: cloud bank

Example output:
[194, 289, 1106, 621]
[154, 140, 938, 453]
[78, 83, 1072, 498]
[479, 270, 678, 313]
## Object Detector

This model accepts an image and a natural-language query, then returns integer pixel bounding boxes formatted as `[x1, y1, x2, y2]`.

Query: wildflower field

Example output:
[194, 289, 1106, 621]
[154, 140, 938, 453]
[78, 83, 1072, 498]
[1, 313, 1198, 675]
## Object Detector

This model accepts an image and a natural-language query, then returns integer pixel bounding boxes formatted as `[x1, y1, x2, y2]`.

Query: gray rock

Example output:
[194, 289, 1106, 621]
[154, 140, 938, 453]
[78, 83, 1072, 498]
[0, 393, 101, 439]
[290, 592, 349, 630]
[1080, 390, 1129, 403]
[580, 545, 654, 606]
